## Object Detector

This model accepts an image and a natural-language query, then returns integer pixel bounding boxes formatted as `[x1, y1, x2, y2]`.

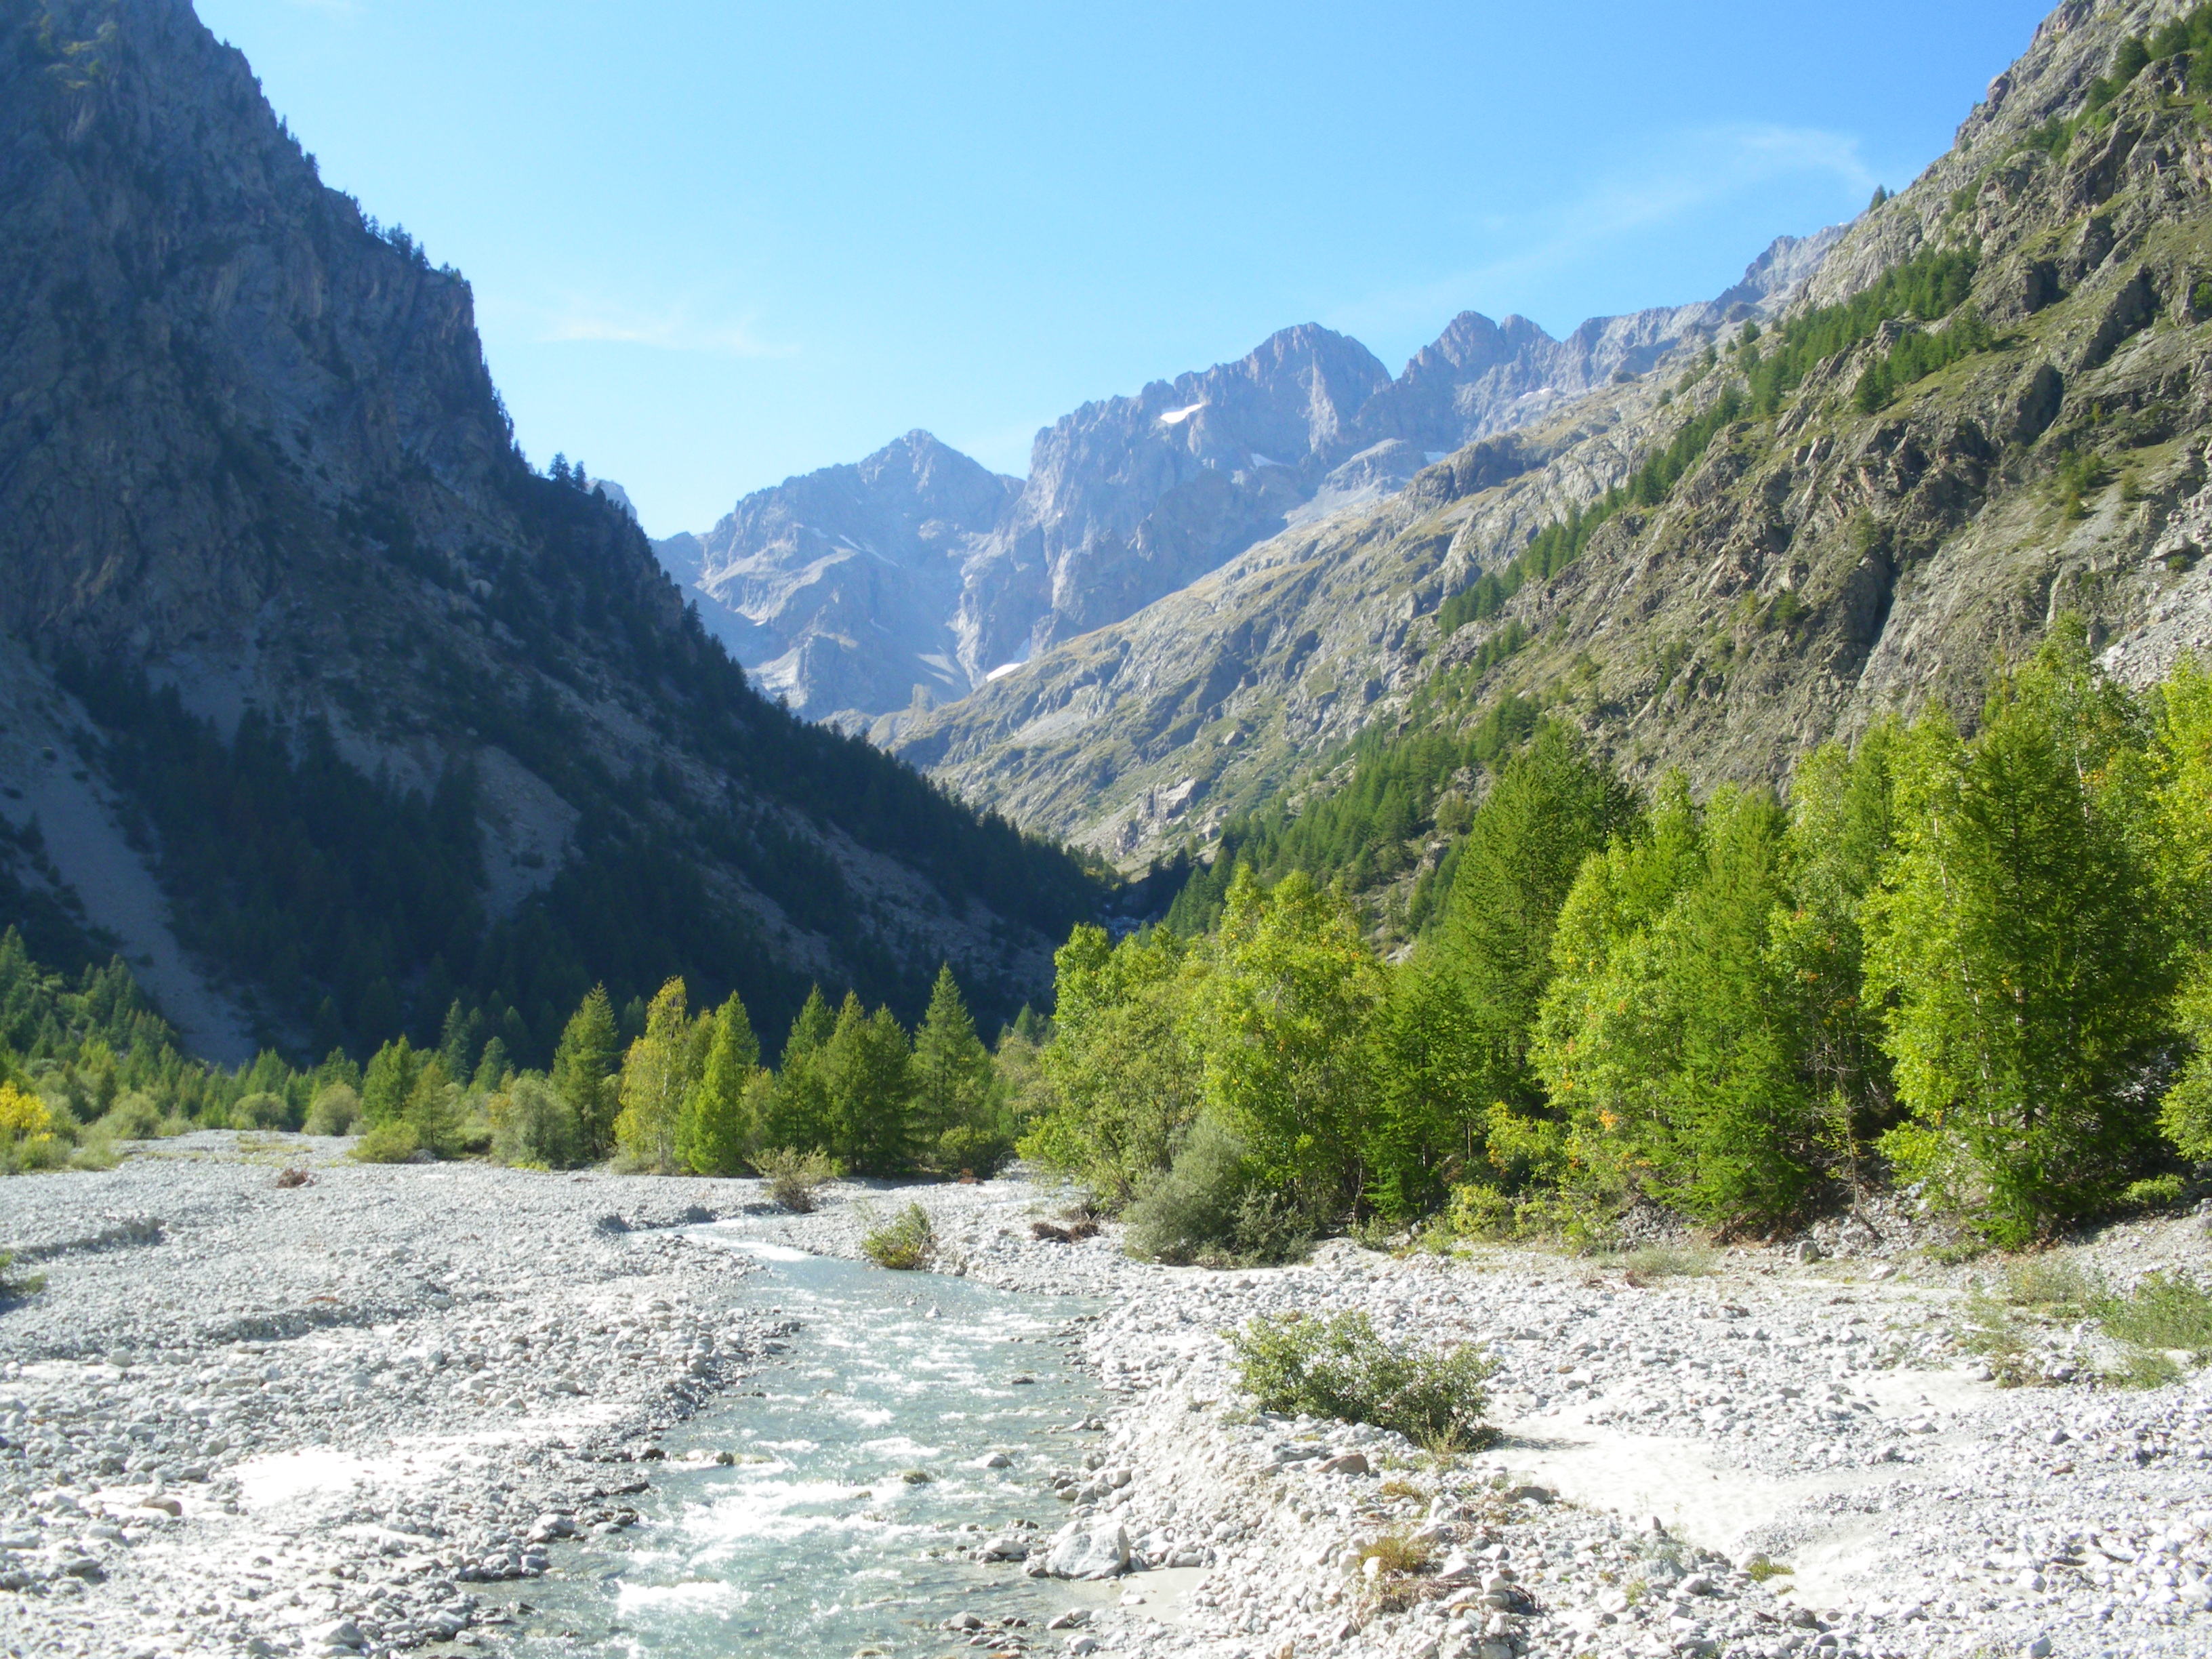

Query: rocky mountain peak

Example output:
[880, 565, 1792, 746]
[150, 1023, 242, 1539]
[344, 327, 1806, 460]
[672, 234, 1839, 727]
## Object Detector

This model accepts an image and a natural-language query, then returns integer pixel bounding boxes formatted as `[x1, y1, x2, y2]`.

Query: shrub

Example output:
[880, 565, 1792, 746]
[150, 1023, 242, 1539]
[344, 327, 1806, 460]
[2121, 1174, 2188, 1212]
[0, 1081, 60, 1174]
[0, 1250, 43, 1298]
[1122, 1115, 1317, 1267]
[1601, 1245, 1715, 1282]
[489, 1075, 582, 1169]
[232, 1091, 291, 1130]
[935, 1121, 1015, 1179]
[759, 1147, 837, 1212]
[304, 1083, 362, 1136]
[352, 1120, 421, 1164]
[99, 1092, 164, 1141]
[1228, 1310, 1495, 1447]
[860, 1202, 934, 1269]
[2100, 1273, 2212, 1360]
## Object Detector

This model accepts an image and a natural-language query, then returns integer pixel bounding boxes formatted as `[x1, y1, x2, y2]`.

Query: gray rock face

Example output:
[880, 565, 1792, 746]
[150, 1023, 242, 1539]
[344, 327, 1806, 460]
[660, 431, 1019, 720]
[668, 241, 1838, 726]
[0, 0, 1070, 1036]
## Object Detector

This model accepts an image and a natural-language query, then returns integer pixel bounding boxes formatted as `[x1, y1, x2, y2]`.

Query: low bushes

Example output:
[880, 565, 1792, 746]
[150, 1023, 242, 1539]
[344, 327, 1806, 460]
[1122, 1115, 1318, 1267]
[304, 1084, 361, 1136]
[488, 1075, 581, 1169]
[861, 1202, 933, 1269]
[352, 1120, 421, 1164]
[759, 1147, 836, 1212]
[1228, 1310, 1495, 1450]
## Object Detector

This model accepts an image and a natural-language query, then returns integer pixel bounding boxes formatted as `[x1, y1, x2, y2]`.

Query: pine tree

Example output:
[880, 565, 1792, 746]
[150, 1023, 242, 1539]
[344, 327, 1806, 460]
[551, 986, 621, 1156]
[677, 992, 760, 1176]
[614, 978, 701, 1172]
[910, 964, 992, 1167]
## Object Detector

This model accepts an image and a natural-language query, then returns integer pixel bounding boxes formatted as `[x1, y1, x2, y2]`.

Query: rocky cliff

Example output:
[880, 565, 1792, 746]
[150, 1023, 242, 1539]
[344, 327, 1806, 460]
[0, 0, 1095, 1056]
[892, 0, 2212, 884]
[671, 239, 1837, 728]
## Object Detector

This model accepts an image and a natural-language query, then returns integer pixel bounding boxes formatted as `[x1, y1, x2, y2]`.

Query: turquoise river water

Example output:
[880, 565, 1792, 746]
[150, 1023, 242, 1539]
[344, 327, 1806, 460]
[501, 1231, 1110, 1656]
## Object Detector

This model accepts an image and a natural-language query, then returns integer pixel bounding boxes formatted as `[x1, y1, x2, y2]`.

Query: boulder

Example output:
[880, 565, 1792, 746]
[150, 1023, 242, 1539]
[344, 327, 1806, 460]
[1046, 1520, 1130, 1580]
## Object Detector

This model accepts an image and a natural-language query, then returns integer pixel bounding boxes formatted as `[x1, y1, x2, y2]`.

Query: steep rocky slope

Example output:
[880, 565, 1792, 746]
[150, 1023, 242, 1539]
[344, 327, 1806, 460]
[0, 0, 1097, 1056]
[669, 239, 1835, 728]
[895, 0, 2212, 880]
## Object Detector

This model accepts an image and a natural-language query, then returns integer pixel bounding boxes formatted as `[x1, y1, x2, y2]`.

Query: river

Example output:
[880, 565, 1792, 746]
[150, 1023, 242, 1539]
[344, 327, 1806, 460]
[501, 1232, 1109, 1656]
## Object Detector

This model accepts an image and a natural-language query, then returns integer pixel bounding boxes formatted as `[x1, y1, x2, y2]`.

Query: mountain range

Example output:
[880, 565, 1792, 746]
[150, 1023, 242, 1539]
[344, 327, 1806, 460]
[655, 233, 1838, 729]
[0, 0, 1099, 1063]
[5, 0, 2204, 1069]
[874, 0, 2212, 893]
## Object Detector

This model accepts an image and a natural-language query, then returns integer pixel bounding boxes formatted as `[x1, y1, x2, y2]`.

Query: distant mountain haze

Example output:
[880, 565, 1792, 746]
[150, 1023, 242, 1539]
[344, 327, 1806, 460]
[660, 230, 1840, 729]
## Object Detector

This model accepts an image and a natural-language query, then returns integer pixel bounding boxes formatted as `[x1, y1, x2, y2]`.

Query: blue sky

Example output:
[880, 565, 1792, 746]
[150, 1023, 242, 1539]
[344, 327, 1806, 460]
[197, 1, 2055, 536]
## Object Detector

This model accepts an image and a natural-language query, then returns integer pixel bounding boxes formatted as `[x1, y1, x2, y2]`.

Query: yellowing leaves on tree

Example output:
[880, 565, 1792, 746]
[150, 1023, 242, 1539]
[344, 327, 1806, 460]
[0, 1083, 50, 1141]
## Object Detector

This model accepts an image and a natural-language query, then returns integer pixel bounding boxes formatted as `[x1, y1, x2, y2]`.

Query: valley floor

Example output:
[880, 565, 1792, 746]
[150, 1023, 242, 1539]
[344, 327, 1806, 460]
[0, 1139, 2207, 1659]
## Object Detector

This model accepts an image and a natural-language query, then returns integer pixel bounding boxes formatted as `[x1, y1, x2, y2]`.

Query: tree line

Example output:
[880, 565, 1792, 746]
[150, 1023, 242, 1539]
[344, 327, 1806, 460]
[1024, 628, 2212, 1254]
[346, 963, 1026, 1179]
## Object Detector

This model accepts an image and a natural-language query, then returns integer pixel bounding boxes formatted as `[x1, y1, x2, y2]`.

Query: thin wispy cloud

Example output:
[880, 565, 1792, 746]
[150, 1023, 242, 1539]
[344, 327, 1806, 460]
[521, 298, 798, 359]
[1332, 123, 1877, 342]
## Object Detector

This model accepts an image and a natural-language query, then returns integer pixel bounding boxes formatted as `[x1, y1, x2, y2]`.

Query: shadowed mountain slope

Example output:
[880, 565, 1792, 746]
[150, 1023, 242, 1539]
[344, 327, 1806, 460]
[0, 0, 1101, 1059]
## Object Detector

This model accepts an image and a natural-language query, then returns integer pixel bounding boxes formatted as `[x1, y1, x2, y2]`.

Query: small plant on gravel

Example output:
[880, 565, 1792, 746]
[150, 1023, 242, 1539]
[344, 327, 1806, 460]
[1744, 1554, 1795, 1582]
[1356, 1527, 1436, 1612]
[1228, 1310, 1496, 1448]
[1603, 1244, 1715, 1283]
[0, 1250, 44, 1299]
[274, 1167, 313, 1189]
[759, 1147, 838, 1212]
[2113, 1349, 2184, 1389]
[861, 1202, 935, 1269]
[1374, 1477, 1429, 1504]
[352, 1119, 421, 1164]
[2098, 1271, 2212, 1361]
[2001, 1256, 2103, 1318]
[1955, 1291, 2041, 1387]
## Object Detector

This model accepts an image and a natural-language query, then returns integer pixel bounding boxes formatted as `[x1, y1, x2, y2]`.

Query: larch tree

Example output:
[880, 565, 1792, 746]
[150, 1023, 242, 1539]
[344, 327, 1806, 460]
[677, 991, 760, 1176]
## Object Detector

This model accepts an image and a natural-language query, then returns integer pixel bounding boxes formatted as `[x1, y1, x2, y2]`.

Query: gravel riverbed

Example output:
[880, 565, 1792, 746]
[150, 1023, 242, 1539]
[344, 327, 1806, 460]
[1, 1135, 2208, 1659]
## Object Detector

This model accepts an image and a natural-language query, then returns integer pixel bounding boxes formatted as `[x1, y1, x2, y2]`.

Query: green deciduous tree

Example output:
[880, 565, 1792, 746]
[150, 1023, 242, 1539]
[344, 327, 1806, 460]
[1019, 924, 1202, 1202]
[1532, 778, 1839, 1229]
[1866, 632, 2174, 1242]
[676, 991, 759, 1176]
[1187, 868, 1387, 1208]
[823, 993, 913, 1174]
[2150, 657, 2212, 1161]
[614, 979, 705, 1172]
[552, 986, 620, 1158]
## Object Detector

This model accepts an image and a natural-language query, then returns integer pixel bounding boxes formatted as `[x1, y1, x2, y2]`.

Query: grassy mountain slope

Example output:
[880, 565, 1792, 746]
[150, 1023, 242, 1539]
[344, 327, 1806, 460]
[897, 0, 2212, 925]
[0, 0, 1102, 1061]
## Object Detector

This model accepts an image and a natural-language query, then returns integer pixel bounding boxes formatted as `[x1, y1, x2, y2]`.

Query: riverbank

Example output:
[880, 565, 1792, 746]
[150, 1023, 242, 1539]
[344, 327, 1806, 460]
[0, 1137, 2208, 1658]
